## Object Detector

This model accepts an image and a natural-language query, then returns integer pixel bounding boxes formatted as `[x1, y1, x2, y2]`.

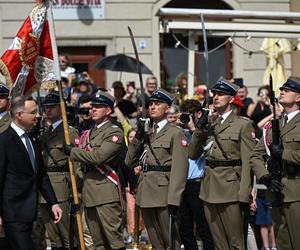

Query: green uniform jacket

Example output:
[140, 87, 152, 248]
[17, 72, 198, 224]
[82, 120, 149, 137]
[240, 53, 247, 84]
[251, 112, 300, 203]
[125, 122, 188, 208]
[0, 112, 10, 134]
[40, 122, 77, 203]
[70, 121, 123, 207]
[189, 111, 256, 203]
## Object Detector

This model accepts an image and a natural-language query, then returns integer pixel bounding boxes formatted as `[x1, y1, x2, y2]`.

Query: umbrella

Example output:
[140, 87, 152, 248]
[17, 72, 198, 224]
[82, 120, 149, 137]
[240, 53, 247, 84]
[94, 54, 153, 75]
[261, 38, 290, 96]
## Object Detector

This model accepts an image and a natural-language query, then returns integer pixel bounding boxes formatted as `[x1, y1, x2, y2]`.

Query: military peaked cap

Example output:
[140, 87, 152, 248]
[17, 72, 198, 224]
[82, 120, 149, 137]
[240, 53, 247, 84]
[43, 91, 60, 106]
[91, 89, 115, 109]
[211, 77, 240, 96]
[149, 88, 174, 106]
[279, 76, 300, 93]
[0, 82, 9, 97]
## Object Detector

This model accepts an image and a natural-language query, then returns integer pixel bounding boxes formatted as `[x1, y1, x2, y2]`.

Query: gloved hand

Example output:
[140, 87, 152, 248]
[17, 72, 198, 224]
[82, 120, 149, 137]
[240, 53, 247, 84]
[63, 142, 75, 156]
[168, 204, 179, 217]
[239, 202, 250, 217]
[195, 110, 209, 130]
[260, 174, 284, 193]
[270, 143, 283, 159]
[135, 118, 146, 140]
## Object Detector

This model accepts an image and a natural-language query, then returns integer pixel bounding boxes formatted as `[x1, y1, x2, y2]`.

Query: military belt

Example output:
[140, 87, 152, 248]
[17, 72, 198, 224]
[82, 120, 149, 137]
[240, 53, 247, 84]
[187, 177, 201, 183]
[47, 165, 69, 172]
[207, 159, 242, 168]
[142, 164, 171, 172]
[257, 189, 267, 198]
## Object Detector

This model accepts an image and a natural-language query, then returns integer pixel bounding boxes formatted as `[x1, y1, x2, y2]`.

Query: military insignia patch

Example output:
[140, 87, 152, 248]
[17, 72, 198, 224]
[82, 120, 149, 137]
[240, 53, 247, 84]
[112, 135, 119, 143]
[181, 138, 188, 147]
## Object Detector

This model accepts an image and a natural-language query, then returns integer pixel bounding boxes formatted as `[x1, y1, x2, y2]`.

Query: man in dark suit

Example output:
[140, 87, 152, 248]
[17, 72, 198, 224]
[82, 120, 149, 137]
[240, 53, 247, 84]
[0, 95, 63, 250]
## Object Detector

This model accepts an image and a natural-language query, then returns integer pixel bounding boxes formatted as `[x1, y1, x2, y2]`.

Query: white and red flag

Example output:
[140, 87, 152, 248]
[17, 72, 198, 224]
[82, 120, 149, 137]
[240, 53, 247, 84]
[0, 0, 58, 96]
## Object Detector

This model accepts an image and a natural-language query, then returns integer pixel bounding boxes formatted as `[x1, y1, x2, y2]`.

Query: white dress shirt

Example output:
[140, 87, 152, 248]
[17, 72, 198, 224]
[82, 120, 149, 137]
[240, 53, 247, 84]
[155, 119, 168, 134]
[52, 119, 63, 131]
[0, 111, 7, 120]
[286, 110, 300, 124]
[11, 122, 35, 158]
[220, 110, 233, 124]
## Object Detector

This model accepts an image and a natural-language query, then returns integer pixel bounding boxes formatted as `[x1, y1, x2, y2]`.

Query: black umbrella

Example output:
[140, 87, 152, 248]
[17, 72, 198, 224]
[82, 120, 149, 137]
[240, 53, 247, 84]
[94, 54, 153, 75]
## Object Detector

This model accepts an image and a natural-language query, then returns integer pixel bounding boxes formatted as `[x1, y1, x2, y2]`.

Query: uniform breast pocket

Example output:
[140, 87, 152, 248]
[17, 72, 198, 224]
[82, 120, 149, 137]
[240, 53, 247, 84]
[152, 141, 170, 154]
[51, 143, 63, 153]
[50, 174, 67, 183]
[226, 172, 241, 182]
[157, 174, 169, 187]
[219, 133, 239, 151]
[285, 134, 300, 149]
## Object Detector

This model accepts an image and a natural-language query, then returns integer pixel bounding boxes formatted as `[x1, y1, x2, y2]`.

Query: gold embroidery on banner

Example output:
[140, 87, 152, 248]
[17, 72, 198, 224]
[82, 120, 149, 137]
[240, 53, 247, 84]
[19, 33, 40, 69]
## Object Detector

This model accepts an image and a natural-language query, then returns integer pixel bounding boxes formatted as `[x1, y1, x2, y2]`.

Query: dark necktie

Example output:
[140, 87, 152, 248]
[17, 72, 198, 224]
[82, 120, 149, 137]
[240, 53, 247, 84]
[216, 116, 223, 126]
[282, 115, 288, 128]
[153, 123, 158, 134]
[24, 133, 35, 171]
[48, 125, 53, 133]
[219, 116, 224, 124]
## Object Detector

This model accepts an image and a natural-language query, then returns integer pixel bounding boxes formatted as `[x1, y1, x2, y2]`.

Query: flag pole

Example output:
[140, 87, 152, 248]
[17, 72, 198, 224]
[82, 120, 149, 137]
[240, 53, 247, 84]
[46, 1, 85, 249]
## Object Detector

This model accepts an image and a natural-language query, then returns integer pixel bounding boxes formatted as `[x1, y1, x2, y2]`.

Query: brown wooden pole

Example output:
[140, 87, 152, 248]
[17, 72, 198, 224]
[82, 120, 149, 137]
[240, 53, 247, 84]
[57, 80, 85, 250]
[133, 203, 140, 249]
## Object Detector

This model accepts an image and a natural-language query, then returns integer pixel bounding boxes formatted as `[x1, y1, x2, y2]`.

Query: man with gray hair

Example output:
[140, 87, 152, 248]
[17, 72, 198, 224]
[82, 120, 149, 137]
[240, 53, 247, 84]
[0, 96, 62, 250]
[137, 75, 158, 110]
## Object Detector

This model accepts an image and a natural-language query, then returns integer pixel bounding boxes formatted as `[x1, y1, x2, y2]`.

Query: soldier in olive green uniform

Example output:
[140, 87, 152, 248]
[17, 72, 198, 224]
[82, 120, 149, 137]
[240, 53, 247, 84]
[0, 83, 10, 134]
[250, 77, 300, 250]
[189, 79, 256, 250]
[40, 92, 77, 249]
[64, 90, 125, 250]
[0, 83, 10, 249]
[125, 88, 189, 250]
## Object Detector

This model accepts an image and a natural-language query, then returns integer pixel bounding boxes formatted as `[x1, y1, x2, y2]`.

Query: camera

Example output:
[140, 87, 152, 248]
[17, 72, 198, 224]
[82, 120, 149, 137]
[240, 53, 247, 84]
[180, 113, 191, 124]
[77, 107, 90, 115]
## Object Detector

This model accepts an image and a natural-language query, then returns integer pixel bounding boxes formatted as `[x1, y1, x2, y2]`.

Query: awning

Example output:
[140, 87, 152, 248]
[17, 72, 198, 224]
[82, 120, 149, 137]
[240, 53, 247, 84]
[158, 8, 300, 38]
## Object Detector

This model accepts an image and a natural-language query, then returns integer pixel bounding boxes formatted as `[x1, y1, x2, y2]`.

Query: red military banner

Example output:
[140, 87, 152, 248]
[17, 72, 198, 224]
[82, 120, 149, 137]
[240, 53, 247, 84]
[0, 1, 57, 96]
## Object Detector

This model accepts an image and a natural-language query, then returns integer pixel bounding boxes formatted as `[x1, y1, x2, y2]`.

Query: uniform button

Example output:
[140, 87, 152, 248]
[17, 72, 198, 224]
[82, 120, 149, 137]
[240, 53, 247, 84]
[213, 146, 217, 149]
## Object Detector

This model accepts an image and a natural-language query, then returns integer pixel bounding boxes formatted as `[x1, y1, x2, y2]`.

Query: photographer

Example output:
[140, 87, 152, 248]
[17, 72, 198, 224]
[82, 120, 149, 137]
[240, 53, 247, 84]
[178, 99, 214, 250]
[77, 94, 94, 135]
[247, 86, 272, 138]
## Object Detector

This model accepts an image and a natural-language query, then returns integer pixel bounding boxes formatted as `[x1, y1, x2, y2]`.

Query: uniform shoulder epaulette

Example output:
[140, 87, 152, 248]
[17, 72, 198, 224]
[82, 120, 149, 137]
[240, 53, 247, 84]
[169, 123, 179, 128]
[169, 124, 184, 132]
[175, 124, 183, 130]
[239, 116, 251, 122]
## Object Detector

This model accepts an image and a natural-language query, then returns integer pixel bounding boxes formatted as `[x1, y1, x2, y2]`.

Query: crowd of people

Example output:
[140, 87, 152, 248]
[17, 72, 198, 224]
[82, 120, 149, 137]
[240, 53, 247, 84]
[0, 54, 299, 250]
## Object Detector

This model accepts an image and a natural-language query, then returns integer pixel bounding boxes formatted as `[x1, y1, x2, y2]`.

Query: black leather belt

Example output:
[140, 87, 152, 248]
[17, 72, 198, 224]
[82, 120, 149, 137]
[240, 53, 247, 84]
[142, 164, 171, 172]
[187, 177, 201, 183]
[47, 165, 69, 172]
[207, 159, 242, 168]
[257, 189, 267, 198]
